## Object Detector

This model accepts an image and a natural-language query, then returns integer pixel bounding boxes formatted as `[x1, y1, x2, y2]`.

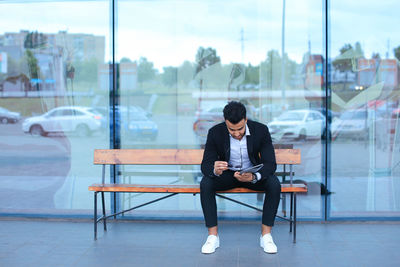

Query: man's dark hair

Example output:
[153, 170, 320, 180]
[223, 101, 247, 124]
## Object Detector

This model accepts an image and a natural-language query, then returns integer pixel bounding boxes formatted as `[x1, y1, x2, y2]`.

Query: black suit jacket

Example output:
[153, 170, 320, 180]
[201, 120, 277, 180]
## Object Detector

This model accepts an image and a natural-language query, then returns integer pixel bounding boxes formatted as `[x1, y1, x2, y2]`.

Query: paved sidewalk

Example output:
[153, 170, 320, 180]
[0, 219, 399, 267]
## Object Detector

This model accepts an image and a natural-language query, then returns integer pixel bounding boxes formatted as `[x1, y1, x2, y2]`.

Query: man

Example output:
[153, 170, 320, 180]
[200, 101, 281, 254]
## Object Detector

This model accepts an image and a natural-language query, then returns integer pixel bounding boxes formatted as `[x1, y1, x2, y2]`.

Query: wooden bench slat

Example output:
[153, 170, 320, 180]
[120, 171, 294, 176]
[94, 149, 301, 165]
[94, 149, 204, 165]
[88, 183, 308, 193]
[274, 149, 301, 165]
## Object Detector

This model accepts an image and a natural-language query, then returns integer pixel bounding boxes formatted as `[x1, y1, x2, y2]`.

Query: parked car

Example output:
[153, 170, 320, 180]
[309, 107, 340, 123]
[331, 109, 369, 139]
[0, 106, 21, 124]
[95, 105, 151, 118]
[392, 108, 400, 119]
[126, 112, 158, 140]
[255, 103, 287, 123]
[194, 106, 224, 121]
[193, 106, 225, 145]
[268, 109, 325, 141]
[22, 106, 103, 137]
[95, 106, 158, 140]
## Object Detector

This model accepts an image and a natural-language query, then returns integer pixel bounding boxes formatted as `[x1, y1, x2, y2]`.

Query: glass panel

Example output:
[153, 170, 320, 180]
[0, 1, 111, 215]
[330, 1, 400, 217]
[117, 0, 324, 219]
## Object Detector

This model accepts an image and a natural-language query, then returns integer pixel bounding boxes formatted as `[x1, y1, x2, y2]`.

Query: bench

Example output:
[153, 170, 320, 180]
[89, 148, 307, 242]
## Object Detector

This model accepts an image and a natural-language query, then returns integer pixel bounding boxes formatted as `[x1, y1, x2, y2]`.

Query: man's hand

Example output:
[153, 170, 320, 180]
[214, 161, 229, 176]
[234, 172, 253, 182]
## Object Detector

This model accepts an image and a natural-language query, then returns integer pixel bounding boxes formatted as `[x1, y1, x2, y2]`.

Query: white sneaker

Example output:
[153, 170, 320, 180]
[260, 233, 277, 254]
[201, 235, 220, 254]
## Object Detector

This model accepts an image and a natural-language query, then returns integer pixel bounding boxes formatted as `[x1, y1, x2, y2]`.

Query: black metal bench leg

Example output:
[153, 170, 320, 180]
[94, 192, 98, 241]
[101, 192, 107, 231]
[293, 192, 297, 243]
[282, 193, 287, 217]
[289, 192, 293, 233]
[282, 170, 287, 217]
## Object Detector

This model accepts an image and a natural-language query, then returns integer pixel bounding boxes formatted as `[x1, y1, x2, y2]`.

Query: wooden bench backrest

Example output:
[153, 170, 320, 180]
[94, 149, 301, 165]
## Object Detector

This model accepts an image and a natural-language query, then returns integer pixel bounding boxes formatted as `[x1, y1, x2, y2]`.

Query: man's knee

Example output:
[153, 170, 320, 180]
[265, 175, 281, 194]
[200, 176, 215, 193]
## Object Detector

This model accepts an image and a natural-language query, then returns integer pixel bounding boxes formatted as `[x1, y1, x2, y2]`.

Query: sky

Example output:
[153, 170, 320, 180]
[0, 0, 399, 71]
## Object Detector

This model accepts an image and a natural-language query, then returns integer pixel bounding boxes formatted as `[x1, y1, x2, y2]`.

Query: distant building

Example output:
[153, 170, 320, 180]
[0, 30, 105, 96]
[303, 54, 400, 92]
[358, 58, 399, 90]
[304, 54, 324, 89]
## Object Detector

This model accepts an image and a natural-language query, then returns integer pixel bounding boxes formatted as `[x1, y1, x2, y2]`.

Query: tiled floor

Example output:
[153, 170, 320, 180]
[0, 219, 399, 267]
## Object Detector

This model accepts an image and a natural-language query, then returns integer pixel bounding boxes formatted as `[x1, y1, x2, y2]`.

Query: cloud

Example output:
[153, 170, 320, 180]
[1, 0, 399, 70]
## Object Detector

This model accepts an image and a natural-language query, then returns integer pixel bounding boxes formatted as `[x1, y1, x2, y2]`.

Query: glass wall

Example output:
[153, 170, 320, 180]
[0, 1, 110, 215]
[116, 0, 324, 220]
[0, 0, 398, 220]
[330, 0, 400, 218]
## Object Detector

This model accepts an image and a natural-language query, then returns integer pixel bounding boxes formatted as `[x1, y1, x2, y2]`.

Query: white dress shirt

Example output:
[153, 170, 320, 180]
[215, 124, 261, 181]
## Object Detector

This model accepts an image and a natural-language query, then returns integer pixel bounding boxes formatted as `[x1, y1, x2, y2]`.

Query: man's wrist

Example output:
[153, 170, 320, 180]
[250, 173, 257, 184]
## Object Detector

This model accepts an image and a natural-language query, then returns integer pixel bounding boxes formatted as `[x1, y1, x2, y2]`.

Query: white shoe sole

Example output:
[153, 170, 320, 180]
[201, 245, 219, 254]
[201, 240, 220, 254]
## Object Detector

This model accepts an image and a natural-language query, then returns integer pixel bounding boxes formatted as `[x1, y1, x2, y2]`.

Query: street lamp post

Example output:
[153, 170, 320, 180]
[281, 0, 286, 110]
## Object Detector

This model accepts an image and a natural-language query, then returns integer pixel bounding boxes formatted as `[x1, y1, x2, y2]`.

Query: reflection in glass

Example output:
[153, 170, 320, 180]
[330, 1, 400, 217]
[0, 1, 110, 215]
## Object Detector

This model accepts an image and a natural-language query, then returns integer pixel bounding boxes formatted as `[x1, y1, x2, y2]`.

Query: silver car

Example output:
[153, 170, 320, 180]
[331, 109, 373, 140]
[22, 106, 103, 137]
[0, 106, 21, 124]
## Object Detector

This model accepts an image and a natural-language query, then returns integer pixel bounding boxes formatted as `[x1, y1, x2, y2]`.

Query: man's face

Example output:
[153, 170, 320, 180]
[225, 118, 247, 140]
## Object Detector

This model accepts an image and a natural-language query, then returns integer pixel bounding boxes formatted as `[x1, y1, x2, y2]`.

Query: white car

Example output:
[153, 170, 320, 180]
[22, 106, 103, 137]
[268, 109, 325, 140]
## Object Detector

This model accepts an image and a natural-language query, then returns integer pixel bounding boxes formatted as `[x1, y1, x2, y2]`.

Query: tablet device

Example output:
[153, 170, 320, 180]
[239, 163, 264, 174]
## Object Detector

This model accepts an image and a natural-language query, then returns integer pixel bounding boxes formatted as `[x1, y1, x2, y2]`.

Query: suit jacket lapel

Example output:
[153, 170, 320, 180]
[246, 122, 254, 162]
[224, 128, 230, 161]
[246, 134, 254, 159]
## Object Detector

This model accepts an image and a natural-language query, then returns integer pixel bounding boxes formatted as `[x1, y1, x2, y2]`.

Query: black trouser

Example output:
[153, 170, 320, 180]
[200, 171, 281, 228]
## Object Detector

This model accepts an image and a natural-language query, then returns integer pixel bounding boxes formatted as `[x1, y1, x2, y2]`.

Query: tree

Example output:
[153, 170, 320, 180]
[6, 55, 20, 76]
[178, 61, 195, 87]
[25, 50, 40, 79]
[162, 66, 177, 88]
[73, 58, 98, 83]
[259, 49, 298, 90]
[24, 31, 47, 49]
[194, 47, 221, 90]
[120, 57, 133, 63]
[137, 57, 156, 86]
[244, 63, 260, 86]
[227, 63, 245, 90]
[394, 46, 400, 62]
[260, 50, 282, 89]
[193, 47, 221, 109]
[372, 52, 381, 60]
[194, 47, 220, 75]
[354, 42, 364, 57]
[332, 44, 354, 72]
